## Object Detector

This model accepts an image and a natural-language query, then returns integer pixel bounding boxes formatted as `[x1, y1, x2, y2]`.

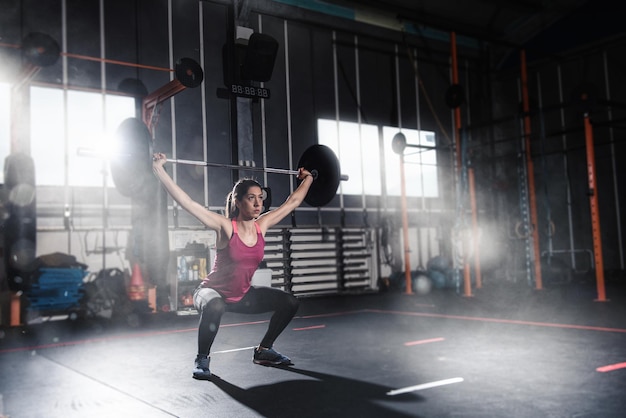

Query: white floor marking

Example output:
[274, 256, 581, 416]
[212, 346, 256, 354]
[386, 377, 464, 396]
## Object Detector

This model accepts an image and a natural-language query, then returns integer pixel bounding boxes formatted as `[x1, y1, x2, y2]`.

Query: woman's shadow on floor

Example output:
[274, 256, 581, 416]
[210, 365, 425, 418]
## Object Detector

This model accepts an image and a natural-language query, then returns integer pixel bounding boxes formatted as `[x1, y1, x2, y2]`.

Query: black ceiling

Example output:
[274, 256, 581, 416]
[318, 0, 625, 68]
[325, 0, 585, 45]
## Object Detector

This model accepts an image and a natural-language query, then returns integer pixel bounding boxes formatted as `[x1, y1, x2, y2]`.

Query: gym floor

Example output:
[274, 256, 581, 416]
[1, 280, 626, 418]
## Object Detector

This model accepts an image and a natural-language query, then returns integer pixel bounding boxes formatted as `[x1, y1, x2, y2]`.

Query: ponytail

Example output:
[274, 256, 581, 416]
[225, 191, 236, 218]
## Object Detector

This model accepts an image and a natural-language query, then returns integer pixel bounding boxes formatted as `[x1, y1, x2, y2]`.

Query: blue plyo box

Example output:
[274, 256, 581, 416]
[26, 267, 88, 312]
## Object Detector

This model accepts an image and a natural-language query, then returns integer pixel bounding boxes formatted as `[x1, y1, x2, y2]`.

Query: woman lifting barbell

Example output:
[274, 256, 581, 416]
[152, 152, 314, 380]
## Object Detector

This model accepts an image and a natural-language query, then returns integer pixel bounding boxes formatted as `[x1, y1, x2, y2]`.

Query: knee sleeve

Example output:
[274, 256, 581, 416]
[193, 287, 223, 312]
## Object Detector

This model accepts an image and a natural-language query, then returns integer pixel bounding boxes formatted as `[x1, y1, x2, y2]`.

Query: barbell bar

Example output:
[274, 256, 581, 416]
[164, 157, 349, 182]
[109, 117, 348, 207]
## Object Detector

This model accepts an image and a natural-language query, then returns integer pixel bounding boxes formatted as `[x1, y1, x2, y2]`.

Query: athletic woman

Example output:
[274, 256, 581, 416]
[152, 152, 313, 380]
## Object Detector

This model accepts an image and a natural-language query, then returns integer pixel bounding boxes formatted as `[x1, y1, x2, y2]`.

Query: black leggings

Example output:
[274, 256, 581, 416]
[195, 286, 299, 356]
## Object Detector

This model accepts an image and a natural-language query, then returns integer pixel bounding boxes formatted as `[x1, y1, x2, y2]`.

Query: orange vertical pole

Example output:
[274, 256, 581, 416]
[469, 168, 482, 288]
[450, 32, 472, 297]
[400, 153, 414, 295]
[583, 115, 607, 301]
[519, 50, 543, 290]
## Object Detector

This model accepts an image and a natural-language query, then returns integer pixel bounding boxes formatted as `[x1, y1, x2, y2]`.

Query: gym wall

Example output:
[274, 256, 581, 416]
[1, 0, 625, 285]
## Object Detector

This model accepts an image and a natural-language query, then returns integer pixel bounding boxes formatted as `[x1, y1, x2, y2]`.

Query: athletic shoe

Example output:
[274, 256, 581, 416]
[253, 347, 293, 366]
[193, 355, 211, 380]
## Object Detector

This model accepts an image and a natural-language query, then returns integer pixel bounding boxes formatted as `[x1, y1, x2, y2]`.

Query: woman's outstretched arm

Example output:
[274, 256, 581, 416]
[152, 153, 230, 235]
[257, 168, 314, 232]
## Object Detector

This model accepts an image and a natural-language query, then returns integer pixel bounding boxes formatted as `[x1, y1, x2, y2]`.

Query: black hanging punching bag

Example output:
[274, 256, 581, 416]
[3, 153, 37, 291]
[120, 118, 170, 311]
[133, 172, 171, 311]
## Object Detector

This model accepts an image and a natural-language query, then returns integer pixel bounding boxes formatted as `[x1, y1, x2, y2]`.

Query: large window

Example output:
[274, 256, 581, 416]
[382, 126, 438, 198]
[318, 119, 438, 198]
[0, 85, 135, 186]
[317, 119, 381, 196]
[30, 86, 135, 187]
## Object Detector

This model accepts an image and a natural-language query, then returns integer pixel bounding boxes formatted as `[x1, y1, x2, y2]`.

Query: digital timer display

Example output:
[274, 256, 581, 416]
[230, 84, 271, 99]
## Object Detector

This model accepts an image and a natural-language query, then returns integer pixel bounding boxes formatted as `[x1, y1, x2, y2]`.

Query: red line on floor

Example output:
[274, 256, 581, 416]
[596, 362, 626, 372]
[6, 306, 621, 355]
[0, 320, 272, 354]
[0, 312, 363, 355]
[364, 309, 626, 334]
[404, 337, 445, 346]
[293, 325, 326, 331]
[296, 310, 367, 319]
[0, 328, 197, 354]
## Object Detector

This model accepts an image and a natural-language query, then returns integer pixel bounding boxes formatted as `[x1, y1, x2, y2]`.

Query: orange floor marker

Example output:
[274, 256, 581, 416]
[127, 263, 147, 301]
[10, 292, 21, 326]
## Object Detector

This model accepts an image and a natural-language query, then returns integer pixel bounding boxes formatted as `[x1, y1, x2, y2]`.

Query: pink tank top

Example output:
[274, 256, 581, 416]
[201, 219, 265, 303]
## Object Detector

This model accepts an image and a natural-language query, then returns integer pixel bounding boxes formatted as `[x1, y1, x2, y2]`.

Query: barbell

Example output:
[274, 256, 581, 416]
[391, 132, 440, 155]
[110, 117, 348, 207]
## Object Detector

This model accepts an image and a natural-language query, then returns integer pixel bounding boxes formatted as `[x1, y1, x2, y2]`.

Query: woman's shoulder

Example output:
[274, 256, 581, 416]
[254, 216, 272, 235]
[215, 218, 235, 248]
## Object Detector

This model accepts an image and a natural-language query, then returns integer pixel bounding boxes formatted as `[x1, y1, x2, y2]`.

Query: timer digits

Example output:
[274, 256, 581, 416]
[230, 84, 271, 99]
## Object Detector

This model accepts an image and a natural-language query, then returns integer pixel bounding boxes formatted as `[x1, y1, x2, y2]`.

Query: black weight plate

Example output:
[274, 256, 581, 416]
[569, 81, 598, 116]
[261, 187, 272, 213]
[297, 144, 341, 207]
[175, 58, 204, 88]
[391, 132, 407, 154]
[21, 32, 60, 67]
[110, 118, 152, 197]
[118, 78, 149, 97]
[445, 83, 465, 108]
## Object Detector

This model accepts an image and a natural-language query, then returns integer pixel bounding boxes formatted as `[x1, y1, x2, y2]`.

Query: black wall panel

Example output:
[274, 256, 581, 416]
[136, 0, 170, 91]
[358, 38, 394, 127]
[201, 3, 233, 211]
[0, 0, 22, 45]
[0, 1, 29, 78]
[286, 22, 321, 162]
[309, 29, 336, 122]
[170, 0, 204, 204]
[397, 50, 418, 129]
[282, 20, 336, 223]
[65, 0, 101, 89]
[104, 0, 142, 93]
[334, 32, 359, 124]
[253, 15, 294, 219]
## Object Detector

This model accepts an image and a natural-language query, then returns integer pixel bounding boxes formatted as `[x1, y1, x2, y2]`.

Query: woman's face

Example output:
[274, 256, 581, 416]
[236, 185, 263, 219]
